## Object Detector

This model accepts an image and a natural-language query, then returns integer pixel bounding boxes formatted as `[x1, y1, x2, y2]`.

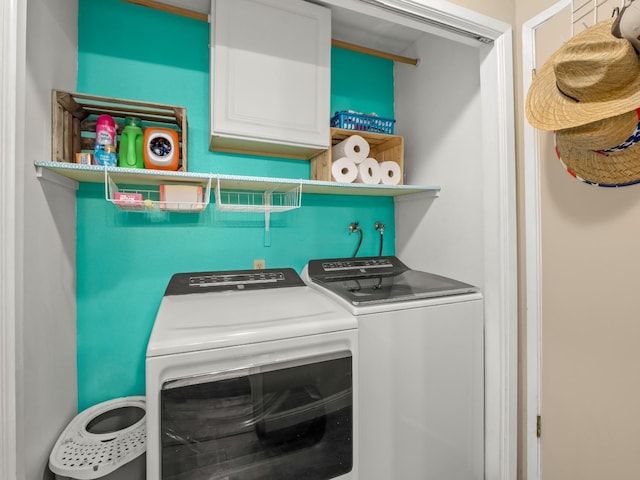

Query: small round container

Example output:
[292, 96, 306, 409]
[143, 128, 180, 171]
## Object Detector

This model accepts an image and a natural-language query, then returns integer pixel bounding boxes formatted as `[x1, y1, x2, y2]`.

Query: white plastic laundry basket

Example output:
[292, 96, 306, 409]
[49, 396, 146, 480]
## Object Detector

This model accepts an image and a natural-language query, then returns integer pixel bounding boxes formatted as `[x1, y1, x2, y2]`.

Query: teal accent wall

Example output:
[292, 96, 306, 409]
[330, 47, 395, 119]
[76, 0, 396, 410]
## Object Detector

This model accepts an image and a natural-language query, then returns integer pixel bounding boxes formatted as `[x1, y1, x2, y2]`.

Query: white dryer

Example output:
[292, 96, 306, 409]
[304, 256, 484, 480]
[146, 268, 358, 480]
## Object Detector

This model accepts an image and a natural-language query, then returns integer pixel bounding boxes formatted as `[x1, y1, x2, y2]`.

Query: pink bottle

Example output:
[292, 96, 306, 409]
[96, 115, 117, 148]
[94, 114, 118, 166]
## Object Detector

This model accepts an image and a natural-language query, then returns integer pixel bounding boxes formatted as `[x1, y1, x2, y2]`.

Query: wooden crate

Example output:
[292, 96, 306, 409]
[52, 90, 188, 171]
[310, 128, 404, 184]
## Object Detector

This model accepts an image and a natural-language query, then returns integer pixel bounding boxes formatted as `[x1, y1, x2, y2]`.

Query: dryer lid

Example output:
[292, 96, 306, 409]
[147, 268, 356, 357]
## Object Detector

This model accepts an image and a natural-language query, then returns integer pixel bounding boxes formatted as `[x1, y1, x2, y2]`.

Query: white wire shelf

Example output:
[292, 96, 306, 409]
[105, 169, 211, 213]
[34, 162, 441, 197]
[214, 178, 302, 213]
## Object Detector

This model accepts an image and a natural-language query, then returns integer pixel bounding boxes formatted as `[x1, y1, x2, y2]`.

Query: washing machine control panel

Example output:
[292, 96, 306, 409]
[164, 268, 305, 295]
[308, 255, 407, 281]
[320, 258, 394, 272]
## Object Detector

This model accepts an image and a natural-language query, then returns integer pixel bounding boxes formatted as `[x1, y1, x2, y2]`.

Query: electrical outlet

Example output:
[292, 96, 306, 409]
[253, 259, 266, 270]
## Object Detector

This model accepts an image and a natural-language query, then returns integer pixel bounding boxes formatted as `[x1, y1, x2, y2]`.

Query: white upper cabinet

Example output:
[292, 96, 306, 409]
[209, 0, 331, 159]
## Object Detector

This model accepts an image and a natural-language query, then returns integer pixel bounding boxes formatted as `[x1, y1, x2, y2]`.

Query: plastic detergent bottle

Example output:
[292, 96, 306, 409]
[93, 114, 117, 166]
[119, 117, 145, 169]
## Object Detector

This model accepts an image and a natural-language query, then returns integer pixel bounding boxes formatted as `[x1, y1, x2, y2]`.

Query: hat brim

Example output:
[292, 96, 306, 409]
[555, 133, 640, 186]
[526, 19, 640, 131]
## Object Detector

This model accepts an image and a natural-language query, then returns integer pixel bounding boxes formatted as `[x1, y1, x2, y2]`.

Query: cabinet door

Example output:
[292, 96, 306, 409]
[210, 0, 330, 158]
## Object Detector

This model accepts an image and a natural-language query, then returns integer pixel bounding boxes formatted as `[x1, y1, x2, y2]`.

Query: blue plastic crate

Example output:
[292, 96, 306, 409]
[330, 111, 395, 134]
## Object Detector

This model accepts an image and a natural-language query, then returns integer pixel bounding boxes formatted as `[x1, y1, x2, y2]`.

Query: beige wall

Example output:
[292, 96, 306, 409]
[447, 0, 515, 24]
[523, 4, 640, 480]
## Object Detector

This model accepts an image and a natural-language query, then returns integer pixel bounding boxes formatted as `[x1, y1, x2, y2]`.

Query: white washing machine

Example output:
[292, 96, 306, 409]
[146, 268, 358, 480]
[304, 256, 484, 480]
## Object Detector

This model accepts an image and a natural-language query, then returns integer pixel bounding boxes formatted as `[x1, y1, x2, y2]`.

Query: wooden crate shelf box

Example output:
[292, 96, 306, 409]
[310, 128, 404, 185]
[52, 89, 188, 171]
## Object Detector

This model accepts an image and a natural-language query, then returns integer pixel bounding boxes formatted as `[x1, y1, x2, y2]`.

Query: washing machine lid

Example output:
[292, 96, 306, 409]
[147, 268, 356, 357]
[306, 256, 479, 307]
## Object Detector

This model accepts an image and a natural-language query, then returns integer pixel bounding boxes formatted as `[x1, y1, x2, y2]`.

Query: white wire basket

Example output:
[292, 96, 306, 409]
[214, 178, 302, 213]
[105, 169, 211, 213]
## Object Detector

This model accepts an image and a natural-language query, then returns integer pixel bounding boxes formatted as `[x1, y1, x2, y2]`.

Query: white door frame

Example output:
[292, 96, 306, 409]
[0, 0, 23, 477]
[522, 2, 571, 479]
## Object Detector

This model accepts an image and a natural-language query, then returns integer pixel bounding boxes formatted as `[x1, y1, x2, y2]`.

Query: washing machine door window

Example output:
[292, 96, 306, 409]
[159, 351, 353, 480]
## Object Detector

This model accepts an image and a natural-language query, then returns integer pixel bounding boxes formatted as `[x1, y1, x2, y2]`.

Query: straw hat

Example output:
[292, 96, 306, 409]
[555, 108, 640, 186]
[526, 18, 640, 131]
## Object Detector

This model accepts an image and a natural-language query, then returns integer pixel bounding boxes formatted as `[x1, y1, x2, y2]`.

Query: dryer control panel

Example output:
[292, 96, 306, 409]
[164, 268, 305, 295]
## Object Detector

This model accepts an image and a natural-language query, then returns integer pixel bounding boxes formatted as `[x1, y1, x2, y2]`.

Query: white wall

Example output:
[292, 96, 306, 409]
[22, 0, 78, 478]
[394, 32, 484, 288]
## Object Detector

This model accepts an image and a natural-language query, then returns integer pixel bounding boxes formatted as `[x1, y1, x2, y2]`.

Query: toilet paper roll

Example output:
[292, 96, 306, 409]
[379, 161, 402, 185]
[331, 157, 358, 183]
[332, 135, 370, 164]
[356, 158, 382, 184]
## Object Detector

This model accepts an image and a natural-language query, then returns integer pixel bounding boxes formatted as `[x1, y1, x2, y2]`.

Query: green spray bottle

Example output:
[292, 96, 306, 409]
[119, 117, 144, 169]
